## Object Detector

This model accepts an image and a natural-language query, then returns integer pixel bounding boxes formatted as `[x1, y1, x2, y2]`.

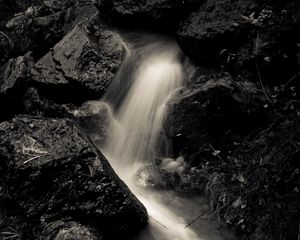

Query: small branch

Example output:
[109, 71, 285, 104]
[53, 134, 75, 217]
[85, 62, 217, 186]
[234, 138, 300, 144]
[149, 215, 168, 229]
[284, 72, 300, 88]
[23, 155, 40, 164]
[255, 61, 274, 107]
[184, 207, 213, 228]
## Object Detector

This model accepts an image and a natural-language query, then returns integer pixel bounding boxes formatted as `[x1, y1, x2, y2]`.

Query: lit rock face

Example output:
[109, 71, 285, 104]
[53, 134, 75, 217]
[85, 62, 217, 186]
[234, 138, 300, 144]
[31, 16, 126, 101]
[0, 116, 148, 240]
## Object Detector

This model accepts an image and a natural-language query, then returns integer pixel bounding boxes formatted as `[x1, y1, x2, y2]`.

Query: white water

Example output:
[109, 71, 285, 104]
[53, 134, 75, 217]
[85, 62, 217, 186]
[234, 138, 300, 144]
[101, 35, 233, 240]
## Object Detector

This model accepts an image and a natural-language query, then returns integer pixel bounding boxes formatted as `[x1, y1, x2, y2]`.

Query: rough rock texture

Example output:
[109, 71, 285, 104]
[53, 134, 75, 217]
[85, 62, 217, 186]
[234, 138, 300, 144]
[95, 0, 201, 29]
[72, 101, 112, 147]
[165, 70, 270, 158]
[177, 0, 254, 64]
[0, 116, 147, 240]
[31, 17, 125, 102]
[0, 53, 33, 96]
[1, 0, 96, 59]
[206, 114, 300, 240]
[0, 52, 34, 121]
[177, 0, 300, 84]
[39, 221, 102, 240]
[0, 31, 14, 64]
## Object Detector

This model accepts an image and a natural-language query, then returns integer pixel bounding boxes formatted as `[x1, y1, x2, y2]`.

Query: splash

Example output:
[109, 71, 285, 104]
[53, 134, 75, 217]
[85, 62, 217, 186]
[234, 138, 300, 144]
[101, 34, 232, 240]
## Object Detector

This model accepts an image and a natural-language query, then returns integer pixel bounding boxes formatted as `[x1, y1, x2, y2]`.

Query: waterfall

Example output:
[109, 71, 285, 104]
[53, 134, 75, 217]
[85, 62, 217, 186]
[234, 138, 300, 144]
[100, 34, 233, 240]
[103, 39, 182, 169]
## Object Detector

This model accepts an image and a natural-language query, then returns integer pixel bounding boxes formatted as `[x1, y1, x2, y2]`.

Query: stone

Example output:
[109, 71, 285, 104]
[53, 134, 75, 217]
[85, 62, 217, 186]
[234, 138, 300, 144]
[0, 52, 34, 121]
[72, 101, 113, 147]
[0, 53, 32, 96]
[39, 221, 102, 240]
[32, 17, 125, 101]
[95, 0, 201, 29]
[177, 0, 254, 64]
[2, 0, 96, 58]
[165, 70, 270, 157]
[0, 116, 147, 239]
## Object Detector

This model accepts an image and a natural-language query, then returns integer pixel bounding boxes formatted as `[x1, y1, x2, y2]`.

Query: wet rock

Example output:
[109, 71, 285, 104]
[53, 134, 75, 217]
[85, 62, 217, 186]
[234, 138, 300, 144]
[0, 31, 14, 64]
[0, 116, 147, 239]
[165, 70, 270, 157]
[177, 0, 254, 64]
[177, 0, 300, 87]
[95, 0, 200, 29]
[31, 17, 125, 102]
[72, 101, 113, 147]
[0, 52, 34, 121]
[2, 0, 96, 58]
[0, 53, 33, 95]
[22, 87, 75, 118]
[206, 115, 300, 240]
[135, 158, 205, 192]
[39, 221, 102, 240]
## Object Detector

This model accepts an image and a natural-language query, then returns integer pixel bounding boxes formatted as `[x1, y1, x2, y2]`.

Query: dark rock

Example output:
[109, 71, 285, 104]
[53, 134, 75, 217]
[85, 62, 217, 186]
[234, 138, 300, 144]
[0, 116, 147, 239]
[0, 52, 33, 96]
[95, 0, 201, 30]
[0, 52, 34, 121]
[2, 0, 96, 59]
[134, 158, 205, 192]
[31, 17, 125, 102]
[177, 0, 255, 64]
[206, 115, 300, 240]
[165, 70, 270, 158]
[39, 221, 102, 240]
[177, 0, 300, 86]
[72, 101, 113, 147]
[0, 31, 14, 64]
[22, 87, 75, 118]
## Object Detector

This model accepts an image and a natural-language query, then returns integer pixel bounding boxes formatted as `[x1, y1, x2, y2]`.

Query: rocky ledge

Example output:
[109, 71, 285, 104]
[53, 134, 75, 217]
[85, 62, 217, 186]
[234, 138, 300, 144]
[0, 116, 147, 239]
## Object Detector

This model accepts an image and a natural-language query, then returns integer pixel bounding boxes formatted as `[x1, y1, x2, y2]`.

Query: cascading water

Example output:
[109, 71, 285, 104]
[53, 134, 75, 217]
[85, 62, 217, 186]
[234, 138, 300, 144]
[100, 34, 233, 240]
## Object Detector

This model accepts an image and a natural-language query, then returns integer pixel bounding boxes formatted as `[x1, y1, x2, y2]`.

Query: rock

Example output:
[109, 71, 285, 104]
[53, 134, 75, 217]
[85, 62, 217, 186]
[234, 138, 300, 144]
[39, 221, 102, 240]
[134, 158, 205, 192]
[0, 52, 34, 121]
[95, 0, 200, 29]
[22, 87, 75, 118]
[165, 70, 270, 157]
[177, 0, 300, 86]
[0, 31, 14, 64]
[206, 115, 300, 240]
[32, 17, 125, 102]
[177, 0, 254, 64]
[3, 0, 96, 58]
[0, 116, 147, 239]
[0, 53, 33, 96]
[72, 101, 113, 147]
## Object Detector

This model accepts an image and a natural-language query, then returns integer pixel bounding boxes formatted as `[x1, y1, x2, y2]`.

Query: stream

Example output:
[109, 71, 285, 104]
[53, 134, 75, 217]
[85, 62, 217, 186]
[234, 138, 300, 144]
[100, 34, 233, 240]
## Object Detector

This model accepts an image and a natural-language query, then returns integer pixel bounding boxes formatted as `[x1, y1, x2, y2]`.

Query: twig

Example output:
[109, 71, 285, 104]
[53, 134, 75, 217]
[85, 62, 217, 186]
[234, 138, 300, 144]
[255, 61, 274, 107]
[23, 155, 40, 164]
[184, 207, 213, 228]
[284, 72, 300, 88]
[149, 215, 168, 229]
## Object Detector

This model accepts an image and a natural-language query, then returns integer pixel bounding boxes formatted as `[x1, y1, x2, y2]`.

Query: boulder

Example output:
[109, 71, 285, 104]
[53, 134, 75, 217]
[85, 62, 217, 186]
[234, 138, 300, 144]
[165, 70, 270, 158]
[2, 0, 96, 58]
[95, 0, 201, 29]
[177, 0, 300, 86]
[0, 52, 34, 121]
[177, 0, 254, 64]
[0, 116, 147, 239]
[39, 221, 102, 240]
[0, 31, 13, 64]
[72, 101, 113, 147]
[31, 17, 125, 102]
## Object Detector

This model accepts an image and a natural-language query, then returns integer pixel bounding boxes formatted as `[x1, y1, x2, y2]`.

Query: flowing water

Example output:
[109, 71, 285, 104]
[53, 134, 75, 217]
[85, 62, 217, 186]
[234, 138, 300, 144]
[100, 34, 233, 240]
